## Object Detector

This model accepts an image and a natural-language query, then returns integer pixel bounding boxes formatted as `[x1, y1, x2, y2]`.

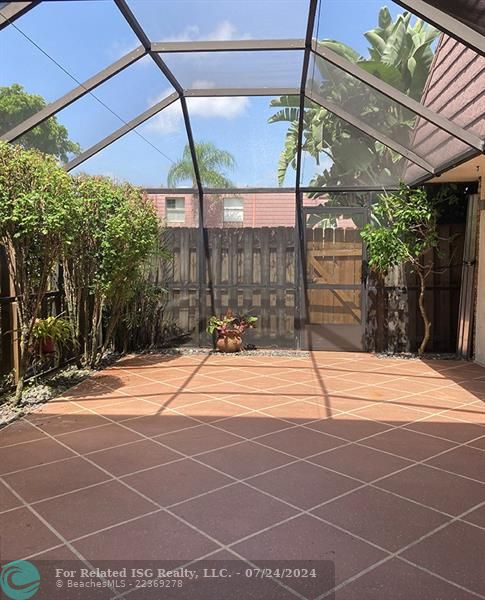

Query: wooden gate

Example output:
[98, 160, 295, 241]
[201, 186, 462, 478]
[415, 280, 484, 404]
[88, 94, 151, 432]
[301, 207, 368, 351]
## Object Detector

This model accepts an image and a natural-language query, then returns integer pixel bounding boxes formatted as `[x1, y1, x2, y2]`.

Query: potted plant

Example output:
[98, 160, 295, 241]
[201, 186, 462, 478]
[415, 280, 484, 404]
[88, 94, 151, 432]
[32, 315, 74, 356]
[207, 310, 258, 352]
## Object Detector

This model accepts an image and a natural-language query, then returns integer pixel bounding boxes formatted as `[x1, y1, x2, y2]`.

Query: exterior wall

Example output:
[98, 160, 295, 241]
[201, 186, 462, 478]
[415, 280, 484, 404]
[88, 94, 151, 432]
[475, 181, 485, 366]
[416, 34, 484, 363]
[148, 192, 326, 228]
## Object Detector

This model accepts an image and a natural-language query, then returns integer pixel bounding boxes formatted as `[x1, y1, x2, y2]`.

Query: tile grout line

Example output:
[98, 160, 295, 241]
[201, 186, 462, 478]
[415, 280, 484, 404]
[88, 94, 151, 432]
[0, 476, 127, 600]
[3, 355, 485, 598]
[4, 366, 484, 522]
[3, 381, 484, 546]
[14, 385, 485, 576]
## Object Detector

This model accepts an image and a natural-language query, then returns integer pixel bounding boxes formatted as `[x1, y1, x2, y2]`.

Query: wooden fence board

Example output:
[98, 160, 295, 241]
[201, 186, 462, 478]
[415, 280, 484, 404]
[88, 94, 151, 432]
[0, 220, 466, 368]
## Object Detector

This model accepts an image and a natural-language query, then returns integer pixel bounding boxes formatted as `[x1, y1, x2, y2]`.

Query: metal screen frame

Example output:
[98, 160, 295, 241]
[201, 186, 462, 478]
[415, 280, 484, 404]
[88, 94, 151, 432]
[0, 0, 482, 186]
[0, 0, 483, 349]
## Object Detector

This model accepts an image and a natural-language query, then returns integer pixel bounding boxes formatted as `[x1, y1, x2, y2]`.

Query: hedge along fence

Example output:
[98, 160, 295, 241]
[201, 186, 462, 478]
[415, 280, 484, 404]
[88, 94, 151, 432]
[0, 143, 162, 404]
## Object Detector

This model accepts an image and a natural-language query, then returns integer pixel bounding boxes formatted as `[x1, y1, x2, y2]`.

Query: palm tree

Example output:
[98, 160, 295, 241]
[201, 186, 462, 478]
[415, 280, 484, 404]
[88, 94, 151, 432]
[167, 141, 235, 188]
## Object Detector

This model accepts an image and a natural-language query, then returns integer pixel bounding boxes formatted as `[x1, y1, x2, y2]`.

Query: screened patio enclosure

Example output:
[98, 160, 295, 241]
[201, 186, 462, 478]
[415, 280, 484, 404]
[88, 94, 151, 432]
[1, 0, 484, 350]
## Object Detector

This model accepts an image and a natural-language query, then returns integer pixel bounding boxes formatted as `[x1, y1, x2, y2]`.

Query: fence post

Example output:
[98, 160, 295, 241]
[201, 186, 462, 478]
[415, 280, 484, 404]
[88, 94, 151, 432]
[294, 191, 306, 349]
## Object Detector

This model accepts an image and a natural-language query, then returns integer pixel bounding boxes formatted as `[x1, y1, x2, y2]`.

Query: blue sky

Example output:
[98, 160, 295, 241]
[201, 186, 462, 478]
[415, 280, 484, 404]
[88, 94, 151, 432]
[1, 0, 408, 187]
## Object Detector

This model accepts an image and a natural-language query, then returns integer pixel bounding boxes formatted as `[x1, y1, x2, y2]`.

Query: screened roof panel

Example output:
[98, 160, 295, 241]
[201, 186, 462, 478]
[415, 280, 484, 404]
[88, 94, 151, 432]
[2, 0, 483, 190]
[14, 94, 124, 163]
[188, 95, 298, 188]
[70, 101, 190, 188]
[6, 0, 139, 82]
[159, 50, 304, 90]
[70, 131, 169, 187]
[306, 51, 472, 171]
[403, 163, 433, 185]
[127, 0, 310, 41]
[136, 100, 194, 185]
[87, 58, 175, 123]
[0, 21, 78, 136]
[300, 99, 406, 188]
[313, 0, 485, 139]
[408, 124, 472, 177]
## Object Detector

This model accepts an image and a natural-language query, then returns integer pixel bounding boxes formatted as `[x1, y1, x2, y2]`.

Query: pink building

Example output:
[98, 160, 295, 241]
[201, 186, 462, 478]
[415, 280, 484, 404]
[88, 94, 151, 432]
[148, 192, 355, 228]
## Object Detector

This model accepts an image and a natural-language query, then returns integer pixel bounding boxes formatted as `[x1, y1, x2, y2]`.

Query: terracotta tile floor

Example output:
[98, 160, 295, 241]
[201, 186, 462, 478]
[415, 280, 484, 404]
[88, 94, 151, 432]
[1, 351, 485, 599]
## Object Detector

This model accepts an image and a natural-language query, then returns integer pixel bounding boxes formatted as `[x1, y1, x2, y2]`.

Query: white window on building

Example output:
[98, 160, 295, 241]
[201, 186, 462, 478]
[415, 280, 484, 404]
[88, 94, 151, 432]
[166, 197, 185, 223]
[223, 198, 244, 223]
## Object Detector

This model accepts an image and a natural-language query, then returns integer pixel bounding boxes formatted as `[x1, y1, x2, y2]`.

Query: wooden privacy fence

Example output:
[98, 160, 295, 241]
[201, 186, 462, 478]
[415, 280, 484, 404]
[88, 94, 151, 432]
[0, 222, 466, 375]
[151, 224, 464, 352]
[149, 227, 296, 347]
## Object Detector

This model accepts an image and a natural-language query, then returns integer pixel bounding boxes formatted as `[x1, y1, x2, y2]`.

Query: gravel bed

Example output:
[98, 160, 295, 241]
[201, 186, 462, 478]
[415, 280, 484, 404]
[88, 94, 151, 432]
[376, 352, 459, 360]
[0, 366, 94, 427]
[134, 347, 311, 358]
[0, 353, 123, 427]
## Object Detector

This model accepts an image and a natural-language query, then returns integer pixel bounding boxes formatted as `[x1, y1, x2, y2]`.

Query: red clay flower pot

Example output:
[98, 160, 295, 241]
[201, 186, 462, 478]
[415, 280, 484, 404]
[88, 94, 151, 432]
[216, 332, 242, 353]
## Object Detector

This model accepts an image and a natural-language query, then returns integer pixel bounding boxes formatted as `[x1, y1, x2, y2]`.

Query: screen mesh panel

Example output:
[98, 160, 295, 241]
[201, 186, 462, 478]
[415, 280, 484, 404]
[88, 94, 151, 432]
[300, 99, 406, 188]
[89, 59, 175, 123]
[188, 95, 298, 188]
[127, 0, 310, 41]
[1, 22, 78, 135]
[313, 0, 485, 142]
[160, 50, 304, 90]
[69, 99, 189, 187]
[13, 94, 123, 163]
[307, 50, 472, 171]
[1, 0, 483, 190]
[5, 0, 139, 81]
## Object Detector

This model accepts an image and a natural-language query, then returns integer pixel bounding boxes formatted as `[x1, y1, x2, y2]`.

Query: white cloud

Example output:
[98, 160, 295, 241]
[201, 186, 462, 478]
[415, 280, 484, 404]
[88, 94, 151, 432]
[188, 84, 250, 119]
[166, 20, 250, 42]
[189, 95, 249, 119]
[146, 100, 182, 135]
[146, 86, 249, 135]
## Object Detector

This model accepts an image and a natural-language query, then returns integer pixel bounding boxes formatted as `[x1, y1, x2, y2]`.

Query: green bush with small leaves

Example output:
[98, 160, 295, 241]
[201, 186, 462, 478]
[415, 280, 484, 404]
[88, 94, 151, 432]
[361, 183, 439, 354]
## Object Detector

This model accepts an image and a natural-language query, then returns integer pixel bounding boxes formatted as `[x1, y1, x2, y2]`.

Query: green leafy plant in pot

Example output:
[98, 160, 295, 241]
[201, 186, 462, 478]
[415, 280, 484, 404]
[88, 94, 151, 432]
[32, 315, 74, 356]
[207, 310, 258, 352]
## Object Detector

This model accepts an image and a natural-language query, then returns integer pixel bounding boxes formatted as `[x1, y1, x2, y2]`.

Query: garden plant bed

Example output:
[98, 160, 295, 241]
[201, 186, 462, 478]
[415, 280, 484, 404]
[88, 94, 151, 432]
[0, 353, 121, 426]
[0, 366, 93, 426]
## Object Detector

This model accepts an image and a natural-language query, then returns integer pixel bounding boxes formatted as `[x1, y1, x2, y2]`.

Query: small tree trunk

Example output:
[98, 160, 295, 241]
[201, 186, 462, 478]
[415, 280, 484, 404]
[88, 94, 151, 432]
[417, 269, 431, 356]
[13, 331, 29, 405]
[89, 298, 102, 369]
[100, 311, 121, 360]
